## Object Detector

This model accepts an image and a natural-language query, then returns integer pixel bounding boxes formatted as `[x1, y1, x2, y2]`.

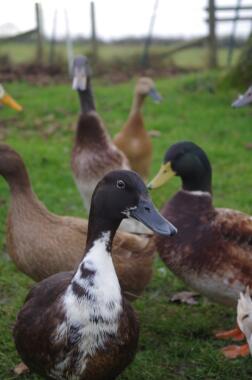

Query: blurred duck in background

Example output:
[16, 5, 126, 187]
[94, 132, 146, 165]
[114, 77, 162, 182]
[71, 56, 129, 212]
[1, 144, 157, 301]
[148, 141, 252, 356]
[232, 85, 252, 108]
[71, 56, 151, 234]
[0, 84, 22, 111]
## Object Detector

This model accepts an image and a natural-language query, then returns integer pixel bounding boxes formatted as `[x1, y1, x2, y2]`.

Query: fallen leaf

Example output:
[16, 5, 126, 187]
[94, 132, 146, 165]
[244, 143, 252, 150]
[170, 291, 200, 305]
[13, 362, 29, 375]
[148, 130, 161, 138]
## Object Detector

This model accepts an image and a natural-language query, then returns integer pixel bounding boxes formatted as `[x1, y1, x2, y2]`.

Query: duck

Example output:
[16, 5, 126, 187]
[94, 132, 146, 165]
[148, 141, 252, 306]
[1, 144, 156, 301]
[232, 85, 252, 107]
[221, 287, 252, 359]
[71, 56, 129, 212]
[0, 84, 22, 111]
[13, 169, 176, 380]
[114, 77, 162, 182]
[71, 56, 151, 235]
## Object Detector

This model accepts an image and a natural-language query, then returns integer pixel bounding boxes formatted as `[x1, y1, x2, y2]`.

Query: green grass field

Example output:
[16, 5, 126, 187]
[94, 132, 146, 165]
[1, 72, 252, 379]
[0, 41, 241, 68]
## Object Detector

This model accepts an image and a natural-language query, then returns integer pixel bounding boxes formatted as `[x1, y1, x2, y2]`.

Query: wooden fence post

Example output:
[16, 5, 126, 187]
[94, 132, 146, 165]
[208, 0, 218, 68]
[65, 10, 74, 76]
[90, 2, 98, 60]
[49, 10, 57, 67]
[141, 0, 159, 68]
[227, 0, 242, 66]
[35, 2, 43, 63]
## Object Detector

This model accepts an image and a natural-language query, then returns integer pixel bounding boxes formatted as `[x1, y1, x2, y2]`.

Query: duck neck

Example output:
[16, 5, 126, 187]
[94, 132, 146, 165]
[77, 77, 96, 114]
[130, 92, 145, 117]
[85, 206, 121, 253]
[181, 174, 212, 194]
[3, 164, 33, 197]
[70, 210, 123, 309]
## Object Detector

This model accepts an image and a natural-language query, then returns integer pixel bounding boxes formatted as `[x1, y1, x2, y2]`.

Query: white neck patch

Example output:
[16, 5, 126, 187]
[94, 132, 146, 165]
[183, 190, 211, 197]
[52, 232, 122, 378]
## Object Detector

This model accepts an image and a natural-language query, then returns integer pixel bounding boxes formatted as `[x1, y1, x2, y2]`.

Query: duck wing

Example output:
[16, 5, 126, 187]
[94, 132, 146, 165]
[216, 208, 252, 247]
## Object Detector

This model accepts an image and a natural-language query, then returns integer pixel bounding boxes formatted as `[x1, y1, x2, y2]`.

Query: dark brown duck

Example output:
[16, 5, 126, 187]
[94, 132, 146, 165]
[149, 141, 252, 307]
[14, 170, 176, 379]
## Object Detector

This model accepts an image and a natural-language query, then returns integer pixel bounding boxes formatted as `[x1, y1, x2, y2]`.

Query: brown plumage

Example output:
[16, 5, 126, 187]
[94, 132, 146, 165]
[156, 190, 252, 306]
[149, 141, 252, 307]
[71, 57, 130, 213]
[114, 77, 161, 181]
[71, 111, 129, 212]
[70, 57, 151, 235]
[1, 144, 155, 301]
[14, 272, 139, 380]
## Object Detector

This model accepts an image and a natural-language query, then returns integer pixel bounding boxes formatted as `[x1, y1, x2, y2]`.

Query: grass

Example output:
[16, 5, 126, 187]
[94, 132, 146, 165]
[0, 41, 241, 68]
[1, 71, 252, 379]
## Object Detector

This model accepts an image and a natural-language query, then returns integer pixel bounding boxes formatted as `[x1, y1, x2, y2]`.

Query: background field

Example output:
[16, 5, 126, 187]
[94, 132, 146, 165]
[1, 71, 252, 379]
[0, 41, 241, 69]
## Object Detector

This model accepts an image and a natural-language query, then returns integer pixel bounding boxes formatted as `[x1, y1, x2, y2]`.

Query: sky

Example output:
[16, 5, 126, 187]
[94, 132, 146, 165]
[1, 0, 252, 40]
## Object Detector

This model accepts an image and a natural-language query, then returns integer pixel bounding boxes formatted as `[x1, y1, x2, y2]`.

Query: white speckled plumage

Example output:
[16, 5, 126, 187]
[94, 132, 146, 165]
[237, 288, 252, 354]
[52, 232, 122, 378]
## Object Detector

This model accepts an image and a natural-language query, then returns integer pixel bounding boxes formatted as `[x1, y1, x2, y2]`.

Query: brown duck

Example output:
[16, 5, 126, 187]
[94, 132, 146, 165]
[70, 56, 151, 235]
[13, 170, 176, 380]
[114, 77, 162, 181]
[149, 141, 252, 306]
[1, 144, 155, 301]
[148, 141, 252, 357]
[71, 56, 129, 212]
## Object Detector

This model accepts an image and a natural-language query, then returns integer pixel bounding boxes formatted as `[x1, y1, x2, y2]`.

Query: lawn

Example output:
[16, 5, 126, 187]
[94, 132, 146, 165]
[1, 72, 252, 379]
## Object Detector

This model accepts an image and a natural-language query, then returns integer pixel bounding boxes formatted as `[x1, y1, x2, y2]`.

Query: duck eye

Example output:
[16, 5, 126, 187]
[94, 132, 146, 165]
[117, 180, 125, 189]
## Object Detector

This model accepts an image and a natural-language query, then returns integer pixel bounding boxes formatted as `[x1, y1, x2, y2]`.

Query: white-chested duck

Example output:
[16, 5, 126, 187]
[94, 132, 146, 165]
[148, 141, 252, 356]
[0, 84, 22, 111]
[14, 169, 176, 380]
[1, 144, 158, 301]
[232, 85, 252, 108]
[71, 56, 151, 235]
[114, 77, 162, 181]
[221, 287, 252, 359]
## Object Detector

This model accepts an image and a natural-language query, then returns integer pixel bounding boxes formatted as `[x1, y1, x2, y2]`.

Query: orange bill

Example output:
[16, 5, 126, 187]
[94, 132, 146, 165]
[1, 93, 23, 111]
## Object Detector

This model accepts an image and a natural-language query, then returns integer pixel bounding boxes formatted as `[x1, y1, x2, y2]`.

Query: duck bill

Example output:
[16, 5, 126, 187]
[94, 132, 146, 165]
[72, 68, 87, 91]
[232, 95, 250, 108]
[148, 88, 162, 103]
[130, 197, 177, 236]
[148, 162, 175, 190]
[1, 94, 23, 111]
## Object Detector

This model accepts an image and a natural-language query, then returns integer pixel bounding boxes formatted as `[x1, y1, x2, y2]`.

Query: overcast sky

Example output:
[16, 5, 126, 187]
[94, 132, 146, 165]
[1, 0, 252, 40]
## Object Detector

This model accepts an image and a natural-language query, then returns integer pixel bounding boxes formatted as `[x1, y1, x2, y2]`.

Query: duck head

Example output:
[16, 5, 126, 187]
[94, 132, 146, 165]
[0, 84, 22, 112]
[136, 77, 162, 103]
[148, 141, 212, 193]
[87, 170, 177, 247]
[232, 86, 252, 108]
[72, 56, 91, 91]
[0, 144, 29, 191]
[71, 56, 95, 114]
